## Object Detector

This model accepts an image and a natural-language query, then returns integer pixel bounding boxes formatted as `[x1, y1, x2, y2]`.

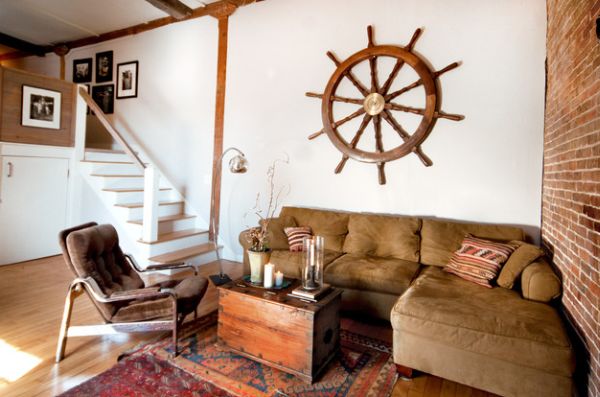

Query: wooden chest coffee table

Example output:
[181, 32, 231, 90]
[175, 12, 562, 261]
[217, 279, 342, 383]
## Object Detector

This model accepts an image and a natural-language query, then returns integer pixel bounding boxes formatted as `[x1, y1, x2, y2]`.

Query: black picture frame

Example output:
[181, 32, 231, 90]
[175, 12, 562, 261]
[92, 84, 114, 114]
[95, 51, 113, 83]
[21, 85, 62, 129]
[116, 61, 139, 99]
[72, 58, 92, 83]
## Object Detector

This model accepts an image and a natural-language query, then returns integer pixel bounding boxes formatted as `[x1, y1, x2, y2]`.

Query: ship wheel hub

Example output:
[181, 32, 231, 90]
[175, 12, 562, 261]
[363, 93, 385, 116]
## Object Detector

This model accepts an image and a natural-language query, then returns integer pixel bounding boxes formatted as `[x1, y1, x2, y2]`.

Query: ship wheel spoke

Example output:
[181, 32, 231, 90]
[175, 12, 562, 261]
[327, 51, 370, 97]
[308, 107, 366, 140]
[381, 110, 432, 166]
[385, 62, 460, 101]
[335, 114, 372, 173]
[380, 28, 422, 95]
[372, 115, 386, 184]
[305, 92, 364, 106]
[387, 102, 465, 121]
[367, 26, 380, 93]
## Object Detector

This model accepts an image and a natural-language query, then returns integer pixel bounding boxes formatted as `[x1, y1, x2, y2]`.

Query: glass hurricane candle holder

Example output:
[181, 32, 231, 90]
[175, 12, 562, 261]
[302, 236, 324, 290]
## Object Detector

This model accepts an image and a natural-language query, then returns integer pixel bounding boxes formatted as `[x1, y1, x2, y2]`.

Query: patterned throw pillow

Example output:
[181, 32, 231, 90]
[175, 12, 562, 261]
[284, 226, 313, 252]
[444, 235, 517, 288]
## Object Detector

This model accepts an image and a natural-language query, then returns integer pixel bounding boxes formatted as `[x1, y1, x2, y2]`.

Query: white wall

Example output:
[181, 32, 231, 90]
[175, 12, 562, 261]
[220, 0, 547, 258]
[3, 0, 547, 260]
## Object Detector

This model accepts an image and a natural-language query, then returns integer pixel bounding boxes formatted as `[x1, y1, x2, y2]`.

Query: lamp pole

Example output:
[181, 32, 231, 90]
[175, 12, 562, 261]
[209, 147, 247, 286]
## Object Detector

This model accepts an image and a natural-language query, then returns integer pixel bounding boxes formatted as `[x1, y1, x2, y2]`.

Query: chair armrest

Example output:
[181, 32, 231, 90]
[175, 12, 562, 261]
[72, 277, 174, 303]
[124, 253, 197, 276]
[110, 287, 162, 299]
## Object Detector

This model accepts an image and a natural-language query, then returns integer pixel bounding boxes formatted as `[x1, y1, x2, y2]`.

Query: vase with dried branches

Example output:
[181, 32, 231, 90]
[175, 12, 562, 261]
[245, 157, 289, 284]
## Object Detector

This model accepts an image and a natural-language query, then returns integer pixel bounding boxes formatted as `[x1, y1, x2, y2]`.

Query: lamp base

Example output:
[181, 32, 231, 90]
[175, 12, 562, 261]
[209, 273, 232, 286]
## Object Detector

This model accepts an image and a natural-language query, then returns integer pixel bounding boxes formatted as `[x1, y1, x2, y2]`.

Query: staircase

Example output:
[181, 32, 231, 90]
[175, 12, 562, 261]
[74, 88, 220, 269]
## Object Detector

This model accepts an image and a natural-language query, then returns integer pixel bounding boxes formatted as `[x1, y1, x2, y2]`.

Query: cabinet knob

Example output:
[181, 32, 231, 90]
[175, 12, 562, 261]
[6, 162, 13, 178]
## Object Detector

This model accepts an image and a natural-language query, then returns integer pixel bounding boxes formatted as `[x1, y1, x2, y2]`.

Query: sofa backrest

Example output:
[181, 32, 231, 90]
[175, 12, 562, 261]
[420, 219, 526, 267]
[280, 206, 349, 252]
[343, 213, 421, 262]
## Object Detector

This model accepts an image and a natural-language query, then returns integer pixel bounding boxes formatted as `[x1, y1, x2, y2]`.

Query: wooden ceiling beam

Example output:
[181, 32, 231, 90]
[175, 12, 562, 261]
[0, 32, 49, 57]
[0, 0, 263, 61]
[144, 0, 193, 20]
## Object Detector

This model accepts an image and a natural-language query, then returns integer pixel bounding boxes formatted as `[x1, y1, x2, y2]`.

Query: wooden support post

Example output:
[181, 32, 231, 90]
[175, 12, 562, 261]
[60, 55, 65, 80]
[53, 45, 69, 80]
[209, 16, 230, 241]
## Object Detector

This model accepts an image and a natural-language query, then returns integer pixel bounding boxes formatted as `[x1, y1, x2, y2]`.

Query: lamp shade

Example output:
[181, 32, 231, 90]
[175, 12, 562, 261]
[228, 154, 248, 173]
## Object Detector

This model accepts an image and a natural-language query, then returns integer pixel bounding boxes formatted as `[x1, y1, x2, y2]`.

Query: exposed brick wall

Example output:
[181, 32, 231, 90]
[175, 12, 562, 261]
[543, 1, 600, 395]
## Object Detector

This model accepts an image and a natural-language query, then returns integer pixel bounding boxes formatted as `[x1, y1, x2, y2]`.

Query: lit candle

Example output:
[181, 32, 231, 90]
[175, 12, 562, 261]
[275, 271, 284, 287]
[264, 263, 274, 288]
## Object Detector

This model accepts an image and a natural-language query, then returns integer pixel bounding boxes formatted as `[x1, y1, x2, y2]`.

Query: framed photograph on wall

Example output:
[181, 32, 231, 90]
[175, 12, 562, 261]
[73, 58, 92, 83]
[116, 61, 138, 99]
[95, 51, 113, 83]
[91, 84, 114, 114]
[21, 85, 62, 130]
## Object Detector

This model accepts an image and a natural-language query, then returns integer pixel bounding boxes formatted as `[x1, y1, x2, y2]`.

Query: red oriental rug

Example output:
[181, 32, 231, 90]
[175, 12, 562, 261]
[60, 313, 397, 397]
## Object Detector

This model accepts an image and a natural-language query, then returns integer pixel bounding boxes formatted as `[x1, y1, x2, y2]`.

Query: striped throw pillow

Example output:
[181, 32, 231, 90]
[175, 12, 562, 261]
[444, 235, 517, 288]
[284, 226, 313, 252]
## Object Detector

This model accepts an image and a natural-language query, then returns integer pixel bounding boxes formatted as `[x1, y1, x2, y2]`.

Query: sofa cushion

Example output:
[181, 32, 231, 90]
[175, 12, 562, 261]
[260, 216, 297, 250]
[444, 235, 516, 288]
[280, 207, 349, 252]
[497, 241, 545, 289]
[324, 254, 421, 295]
[420, 219, 525, 267]
[343, 213, 421, 262]
[391, 266, 574, 377]
[268, 249, 344, 279]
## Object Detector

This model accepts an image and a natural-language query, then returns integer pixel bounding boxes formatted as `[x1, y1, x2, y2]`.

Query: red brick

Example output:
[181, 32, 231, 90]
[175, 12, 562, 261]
[544, 0, 600, 393]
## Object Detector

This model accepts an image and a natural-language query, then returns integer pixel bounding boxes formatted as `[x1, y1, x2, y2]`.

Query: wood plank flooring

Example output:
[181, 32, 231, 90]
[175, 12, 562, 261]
[0, 256, 494, 397]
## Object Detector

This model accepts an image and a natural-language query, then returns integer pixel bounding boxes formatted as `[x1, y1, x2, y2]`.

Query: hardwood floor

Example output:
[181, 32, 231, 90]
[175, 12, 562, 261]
[0, 256, 494, 397]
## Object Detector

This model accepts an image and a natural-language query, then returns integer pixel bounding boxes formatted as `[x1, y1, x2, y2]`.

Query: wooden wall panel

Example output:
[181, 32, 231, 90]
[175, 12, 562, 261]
[0, 66, 75, 147]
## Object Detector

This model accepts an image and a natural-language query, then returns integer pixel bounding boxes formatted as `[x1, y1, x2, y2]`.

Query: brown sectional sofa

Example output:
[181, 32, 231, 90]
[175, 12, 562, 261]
[239, 206, 575, 397]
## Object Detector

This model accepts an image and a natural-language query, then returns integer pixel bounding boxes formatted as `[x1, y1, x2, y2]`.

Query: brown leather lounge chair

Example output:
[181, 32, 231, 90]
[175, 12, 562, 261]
[55, 222, 209, 362]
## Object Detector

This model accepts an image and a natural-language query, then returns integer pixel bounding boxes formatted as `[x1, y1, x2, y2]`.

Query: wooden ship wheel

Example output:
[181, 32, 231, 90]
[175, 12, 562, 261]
[306, 26, 464, 184]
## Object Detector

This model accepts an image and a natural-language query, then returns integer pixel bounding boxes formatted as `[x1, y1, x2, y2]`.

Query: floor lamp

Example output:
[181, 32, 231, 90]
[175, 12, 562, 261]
[209, 147, 248, 286]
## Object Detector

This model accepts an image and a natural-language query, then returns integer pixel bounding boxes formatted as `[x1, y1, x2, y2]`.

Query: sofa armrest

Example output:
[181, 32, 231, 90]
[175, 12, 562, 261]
[520, 258, 561, 302]
[239, 228, 254, 271]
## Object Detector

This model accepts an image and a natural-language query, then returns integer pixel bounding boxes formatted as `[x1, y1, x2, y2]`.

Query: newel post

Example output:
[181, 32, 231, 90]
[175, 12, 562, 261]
[73, 85, 88, 161]
[142, 165, 159, 242]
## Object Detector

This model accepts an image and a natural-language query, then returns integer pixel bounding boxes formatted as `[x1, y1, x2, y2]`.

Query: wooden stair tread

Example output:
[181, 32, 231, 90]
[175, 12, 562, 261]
[85, 148, 126, 154]
[81, 160, 135, 165]
[127, 214, 195, 225]
[149, 243, 218, 263]
[90, 173, 144, 178]
[115, 200, 183, 209]
[138, 228, 208, 244]
[103, 187, 171, 192]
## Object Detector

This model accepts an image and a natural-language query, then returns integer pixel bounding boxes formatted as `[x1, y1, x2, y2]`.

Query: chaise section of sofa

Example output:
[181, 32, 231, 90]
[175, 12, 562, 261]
[391, 218, 574, 396]
[391, 266, 574, 397]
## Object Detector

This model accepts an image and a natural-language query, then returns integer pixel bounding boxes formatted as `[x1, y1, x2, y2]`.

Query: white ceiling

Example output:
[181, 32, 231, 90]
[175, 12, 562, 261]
[0, 0, 216, 47]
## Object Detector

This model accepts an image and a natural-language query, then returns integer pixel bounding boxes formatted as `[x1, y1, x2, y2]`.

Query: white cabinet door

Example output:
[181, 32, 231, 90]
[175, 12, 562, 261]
[0, 156, 69, 265]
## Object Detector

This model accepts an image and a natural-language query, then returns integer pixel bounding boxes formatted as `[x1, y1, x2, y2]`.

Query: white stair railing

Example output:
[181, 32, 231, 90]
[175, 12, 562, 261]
[76, 86, 160, 242]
